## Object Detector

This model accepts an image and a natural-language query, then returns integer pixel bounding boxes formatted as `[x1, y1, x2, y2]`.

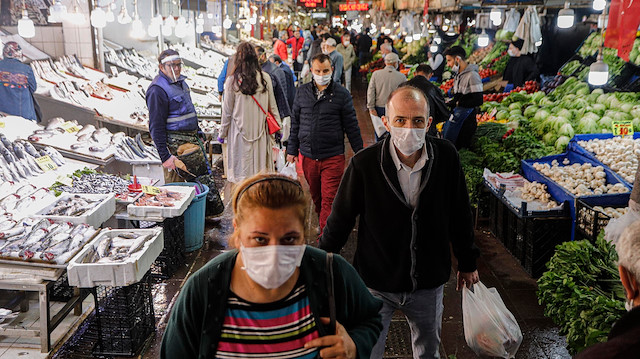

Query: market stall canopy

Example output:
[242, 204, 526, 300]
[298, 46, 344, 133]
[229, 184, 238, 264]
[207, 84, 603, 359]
[0, 34, 50, 61]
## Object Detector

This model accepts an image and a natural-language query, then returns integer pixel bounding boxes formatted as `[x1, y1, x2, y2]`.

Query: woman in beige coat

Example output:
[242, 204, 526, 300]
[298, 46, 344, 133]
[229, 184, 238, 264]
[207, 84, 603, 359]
[220, 42, 281, 184]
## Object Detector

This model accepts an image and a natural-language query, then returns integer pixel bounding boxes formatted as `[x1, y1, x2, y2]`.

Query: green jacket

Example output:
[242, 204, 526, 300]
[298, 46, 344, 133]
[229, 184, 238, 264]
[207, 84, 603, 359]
[336, 43, 356, 69]
[161, 246, 383, 359]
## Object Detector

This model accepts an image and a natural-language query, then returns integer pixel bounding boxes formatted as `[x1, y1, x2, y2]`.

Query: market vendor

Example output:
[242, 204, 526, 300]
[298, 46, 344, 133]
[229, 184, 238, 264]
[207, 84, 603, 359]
[442, 46, 483, 149]
[502, 38, 539, 88]
[146, 49, 224, 216]
[0, 42, 38, 122]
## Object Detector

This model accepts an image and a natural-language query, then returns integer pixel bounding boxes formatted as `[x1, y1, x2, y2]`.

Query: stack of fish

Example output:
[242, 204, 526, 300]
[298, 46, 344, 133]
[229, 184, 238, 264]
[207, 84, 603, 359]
[45, 195, 101, 217]
[29, 118, 125, 153]
[114, 133, 161, 163]
[82, 231, 155, 263]
[0, 183, 54, 213]
[0, 134, 64, 183]
[0, 217, 98, 264]
[54, 172, 129, 195]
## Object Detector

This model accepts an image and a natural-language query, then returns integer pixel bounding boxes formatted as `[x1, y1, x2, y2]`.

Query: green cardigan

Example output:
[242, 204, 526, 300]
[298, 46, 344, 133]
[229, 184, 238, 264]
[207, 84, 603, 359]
[161, 246, 383, 359]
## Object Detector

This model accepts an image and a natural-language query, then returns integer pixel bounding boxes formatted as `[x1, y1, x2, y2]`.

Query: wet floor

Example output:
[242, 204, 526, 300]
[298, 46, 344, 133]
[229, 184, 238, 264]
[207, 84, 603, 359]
[51, 76, 572, 359]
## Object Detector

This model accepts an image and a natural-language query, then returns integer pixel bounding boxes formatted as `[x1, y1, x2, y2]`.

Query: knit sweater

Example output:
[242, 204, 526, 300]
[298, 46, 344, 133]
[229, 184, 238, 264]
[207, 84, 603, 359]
[161, 247, 383, 359]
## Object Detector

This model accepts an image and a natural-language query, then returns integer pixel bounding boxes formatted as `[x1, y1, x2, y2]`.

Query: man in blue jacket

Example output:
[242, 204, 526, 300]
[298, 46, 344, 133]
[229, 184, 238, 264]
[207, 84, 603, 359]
[0, 42, 38, 121]
[146, 49, 223, 215]
[286, 53, 363, 237]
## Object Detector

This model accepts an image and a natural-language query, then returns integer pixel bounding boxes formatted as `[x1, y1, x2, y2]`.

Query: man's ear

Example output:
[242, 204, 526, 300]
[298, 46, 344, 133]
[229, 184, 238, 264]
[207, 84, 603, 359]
[382, 115, 391, 132]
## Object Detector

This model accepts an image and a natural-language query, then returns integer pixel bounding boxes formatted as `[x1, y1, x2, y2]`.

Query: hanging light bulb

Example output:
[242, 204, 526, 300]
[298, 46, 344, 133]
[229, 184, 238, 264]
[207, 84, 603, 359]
[593, 0, 606, 11]
[434, 34, 442, 44]
[557, 2, 575, 29]
[196, 23, 204, 33]
[412, 33, 420, 41]
[18, 10, 35, 38]
[588, 56, 608, 86]
[405, 35, 413, 43]
[131, 17, 146, 38]
[535, 39, 542, 47]
[384, 28, 391, 35]
[249, 16, 256, 25]
[490, 7, 501, 22]
[162, 23, 172, 36]
[90, 7, 107, 28]
[223, 15, 232, 29]
[148, 22, 160, 37]
[428, 23, 436, 33]
[67, 0, 86, 25]
[477, 29, 489, 47]
[48, 0, 67, 23]
[117, 3, 131, 24]
[174, 15, 187, 37]
[105, 5, 115, 22]
[165, 14, 176, 28]
[430, 44, 438, 52]
[446, 27, 456, 36]
[244, 22, 251, 32]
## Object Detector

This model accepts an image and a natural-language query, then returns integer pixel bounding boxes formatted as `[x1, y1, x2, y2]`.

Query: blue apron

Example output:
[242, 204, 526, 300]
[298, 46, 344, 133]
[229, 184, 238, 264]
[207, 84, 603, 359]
[443, 107, 475, 144]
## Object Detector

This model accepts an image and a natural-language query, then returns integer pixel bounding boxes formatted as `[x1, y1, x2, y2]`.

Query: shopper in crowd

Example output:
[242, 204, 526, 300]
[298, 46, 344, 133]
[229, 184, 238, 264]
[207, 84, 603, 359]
[286, 30, 305, 72]
[269, 54, 296, 108]
[219, 43, 281, 184]
[502, 38, 539, 88]
[367, 52, 406, 140]
[274, 31, 289, 64]
[320, 85, 480, 359]
[336, 33, 356, 93]
[403, 64, 450, 137]
[256, 46, 291, 122]
[322, 38, 343, 85]
[357, 28, 373, 69]
[161, 173, 383, 358]
[443, 45, 483, 149]
[286, 53, 363, 237]
[307, 31, 328, 65]
[427, 44, 446, 82]
[0, 42, 38, 122]
[575, 220, 640, 358]
[146, 49, 224, 215]
[272, 25, 279, 41]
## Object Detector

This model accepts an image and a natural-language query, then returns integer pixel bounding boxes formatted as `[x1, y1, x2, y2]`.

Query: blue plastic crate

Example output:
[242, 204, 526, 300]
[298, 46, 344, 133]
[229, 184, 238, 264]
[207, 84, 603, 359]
[521, 151, 631, 240]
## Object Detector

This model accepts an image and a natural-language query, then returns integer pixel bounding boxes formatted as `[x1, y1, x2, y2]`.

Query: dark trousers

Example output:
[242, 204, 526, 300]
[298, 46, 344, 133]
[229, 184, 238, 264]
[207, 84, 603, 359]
[301, 154, 346, 234]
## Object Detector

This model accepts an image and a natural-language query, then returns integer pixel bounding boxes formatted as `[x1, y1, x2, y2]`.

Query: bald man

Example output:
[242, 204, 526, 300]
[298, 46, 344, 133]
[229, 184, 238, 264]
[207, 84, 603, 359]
[320, 86, 480, 359]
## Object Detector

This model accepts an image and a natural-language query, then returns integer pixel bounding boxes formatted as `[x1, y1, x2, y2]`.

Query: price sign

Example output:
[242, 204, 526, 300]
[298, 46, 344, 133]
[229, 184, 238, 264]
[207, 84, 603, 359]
[142, 185, 161, 195]
[56, 175, 73, 186]
[0, 120, 4, 128]
[60, 122, 80, 133]
[612, 120, 634, 137]
[35, 155, 58, 171]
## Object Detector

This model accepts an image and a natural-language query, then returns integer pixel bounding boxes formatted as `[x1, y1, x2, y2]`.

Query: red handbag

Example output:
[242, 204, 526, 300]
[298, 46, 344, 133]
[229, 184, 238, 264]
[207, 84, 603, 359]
[251, 95, 280, 135]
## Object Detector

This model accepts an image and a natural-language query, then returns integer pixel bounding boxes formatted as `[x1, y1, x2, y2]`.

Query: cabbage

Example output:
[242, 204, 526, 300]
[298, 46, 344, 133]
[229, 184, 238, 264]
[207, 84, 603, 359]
[539, 97, 554, 106]
[553, 116, 570, 132]
[524, 106, 539, 118]
[592, 104, 606, 116]
[559, 123, 575, 138]
[583, 112, 600, 121]
[575, 86, 590, 96]
[555, 136, 571, 151]
[592, 88, 604, 95]
[531, 91, 546, 104]
[633, 118, 640, 132]
[609, 97, 623, 109]
[510, 114, 525, 123]
[599, 116, 614, 129]
[596, 94, 609, 105]
[509, 102, 522, 111]
[577, 117, 599, 134]
[621, 103, 634, 113]
[496, 110, 510, 121]
[630, 106, 640, 119]
[510, 109, 522, 117]
[534, 109, 551, 122]
[556, 109, 573, 120]
[543, 132, 559, 146]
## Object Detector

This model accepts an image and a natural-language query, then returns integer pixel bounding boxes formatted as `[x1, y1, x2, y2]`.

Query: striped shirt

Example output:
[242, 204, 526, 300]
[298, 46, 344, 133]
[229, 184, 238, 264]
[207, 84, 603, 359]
[215, 281, 320, 359]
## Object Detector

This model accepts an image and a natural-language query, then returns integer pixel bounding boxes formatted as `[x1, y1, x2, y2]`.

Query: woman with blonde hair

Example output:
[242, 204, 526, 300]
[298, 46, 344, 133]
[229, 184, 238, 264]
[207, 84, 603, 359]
[220, 42, 281, 184]
[161, 173, 383, 358]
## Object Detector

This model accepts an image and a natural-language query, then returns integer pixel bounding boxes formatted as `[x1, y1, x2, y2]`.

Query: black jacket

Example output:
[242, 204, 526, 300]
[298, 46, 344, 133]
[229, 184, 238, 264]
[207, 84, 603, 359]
[405, 76, 451, 136]
[320, 135, 479, 292]
[287, 80, 363, 160]
[575, 306, 640, 359]
[261, 61, 291, 119]
[358, 34, 372, 54]
[503, 55, 539, 87]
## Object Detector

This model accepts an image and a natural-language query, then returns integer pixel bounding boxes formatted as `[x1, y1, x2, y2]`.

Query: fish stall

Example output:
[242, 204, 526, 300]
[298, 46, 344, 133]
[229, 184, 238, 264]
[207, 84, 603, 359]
[0, 113, 202, 354]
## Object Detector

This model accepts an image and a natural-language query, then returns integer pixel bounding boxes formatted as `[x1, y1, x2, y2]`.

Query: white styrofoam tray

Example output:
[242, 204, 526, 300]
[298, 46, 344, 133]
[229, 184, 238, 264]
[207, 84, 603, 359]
[67, 228, 164, 287]
[126, 185, 195, 219]
[34, 193, 116, 228]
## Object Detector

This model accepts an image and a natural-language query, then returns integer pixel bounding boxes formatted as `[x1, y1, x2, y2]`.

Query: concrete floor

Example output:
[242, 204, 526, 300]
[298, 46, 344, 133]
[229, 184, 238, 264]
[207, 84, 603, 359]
[27, 75, 573, 359]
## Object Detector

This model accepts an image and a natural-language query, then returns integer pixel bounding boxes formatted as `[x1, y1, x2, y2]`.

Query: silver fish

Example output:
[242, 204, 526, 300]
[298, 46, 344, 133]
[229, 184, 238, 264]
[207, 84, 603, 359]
[21, 141, 40, 158]
[15, 196, 36, 211]
[21, 227, 49, 248]
[0, 220, 16, 231]
[15, 184, 37, 197]
[43, 146, 65, 166]
[76, 124, 95, 137]
[127, 234, 151, 255]
[0, 225, 25, 239]
[96, 237, 112, 258]
[0, 194, 20, 211]
[45, 117, 65, 130]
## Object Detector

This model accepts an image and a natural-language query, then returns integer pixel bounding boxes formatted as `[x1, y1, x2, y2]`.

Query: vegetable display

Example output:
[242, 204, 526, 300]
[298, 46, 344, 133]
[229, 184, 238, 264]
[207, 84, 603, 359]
[521, 181, 559, 209]
[577, 137, 640, 184]
[532, 160, 629, 196]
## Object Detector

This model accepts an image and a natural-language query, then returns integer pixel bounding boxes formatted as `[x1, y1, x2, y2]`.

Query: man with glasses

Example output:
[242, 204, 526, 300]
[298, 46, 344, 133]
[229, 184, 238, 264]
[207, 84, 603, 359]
[146, 49, 224, 215]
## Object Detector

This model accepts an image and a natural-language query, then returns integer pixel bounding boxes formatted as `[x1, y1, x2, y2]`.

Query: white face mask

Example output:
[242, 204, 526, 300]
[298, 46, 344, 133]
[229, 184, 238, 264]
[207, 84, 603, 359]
[313, 73, 332, 86]
[389, 126, 426, 156]
[343, 41, 350, 46]
[240, 244, 306, 289]
[508, 49, 517, 57]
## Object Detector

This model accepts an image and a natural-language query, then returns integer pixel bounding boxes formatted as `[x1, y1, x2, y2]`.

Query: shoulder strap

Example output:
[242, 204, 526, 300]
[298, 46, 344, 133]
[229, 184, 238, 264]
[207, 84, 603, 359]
[251, 95, 268, 116]
[325, 253, 336, 334]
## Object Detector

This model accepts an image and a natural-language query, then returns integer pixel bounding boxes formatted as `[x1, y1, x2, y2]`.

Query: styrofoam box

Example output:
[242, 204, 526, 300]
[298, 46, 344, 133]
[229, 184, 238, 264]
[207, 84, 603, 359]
[67, 228, 164, 287]
[34, 193, 116, 228]
[126, 185, 195, 219]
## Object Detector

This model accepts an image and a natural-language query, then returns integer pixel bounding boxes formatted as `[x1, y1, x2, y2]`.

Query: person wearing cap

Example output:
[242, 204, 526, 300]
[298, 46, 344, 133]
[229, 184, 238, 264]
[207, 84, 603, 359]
[0, 42, 38, 122]
[367, 52, 407, 140]
[146, 49, 224, 215]
[323, 38, 344, 85]
[502, 38, 539, 88]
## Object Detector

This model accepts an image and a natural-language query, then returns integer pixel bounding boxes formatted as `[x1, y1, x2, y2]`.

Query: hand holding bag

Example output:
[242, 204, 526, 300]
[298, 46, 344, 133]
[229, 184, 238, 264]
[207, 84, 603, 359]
[251, 95, 281, 135]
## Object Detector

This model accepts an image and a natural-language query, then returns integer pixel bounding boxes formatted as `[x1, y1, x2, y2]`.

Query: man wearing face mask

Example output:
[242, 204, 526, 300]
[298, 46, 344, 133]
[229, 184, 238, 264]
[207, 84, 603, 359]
[0, 42, 38, 122]
[320, 85, 480, 359]
[367, 52, 407, 140]
[502, 38, 539, 88]
[336, 34, 356, 93]
[323, 38, 344, 85]
[286, 53, 363, 237]
[442, 46, 483, 149]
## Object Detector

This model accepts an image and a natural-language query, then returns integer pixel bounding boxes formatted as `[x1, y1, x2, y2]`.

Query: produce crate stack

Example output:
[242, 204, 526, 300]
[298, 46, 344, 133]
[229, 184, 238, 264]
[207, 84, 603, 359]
[575, 200, 627, 242]
[147, 216, 186, 280]
[92, 271, 155, 357]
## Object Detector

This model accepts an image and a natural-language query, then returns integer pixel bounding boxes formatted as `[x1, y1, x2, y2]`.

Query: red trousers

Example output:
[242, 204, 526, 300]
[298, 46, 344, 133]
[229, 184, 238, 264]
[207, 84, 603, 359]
[300, 154, 345, 234]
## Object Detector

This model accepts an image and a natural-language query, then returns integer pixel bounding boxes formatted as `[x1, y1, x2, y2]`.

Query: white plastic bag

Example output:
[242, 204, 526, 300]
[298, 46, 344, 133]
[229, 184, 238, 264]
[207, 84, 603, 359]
[604, 207, 640, 245]
[370, 114, 387, 138]
[462, 281, 522, 359]
[279, 162, 298, 180]
[274, 145, 285, 172]
[301, 63, 310, 79]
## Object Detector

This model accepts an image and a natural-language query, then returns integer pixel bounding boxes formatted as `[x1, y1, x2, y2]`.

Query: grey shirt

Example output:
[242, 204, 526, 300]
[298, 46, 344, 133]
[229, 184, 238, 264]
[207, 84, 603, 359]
[367, 65, 407, 109]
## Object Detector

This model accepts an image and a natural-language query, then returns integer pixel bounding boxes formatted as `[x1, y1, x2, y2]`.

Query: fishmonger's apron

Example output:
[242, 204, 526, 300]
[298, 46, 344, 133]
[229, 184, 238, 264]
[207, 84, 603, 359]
[442, 107, 475, 145]
[166, 130, 225, 216]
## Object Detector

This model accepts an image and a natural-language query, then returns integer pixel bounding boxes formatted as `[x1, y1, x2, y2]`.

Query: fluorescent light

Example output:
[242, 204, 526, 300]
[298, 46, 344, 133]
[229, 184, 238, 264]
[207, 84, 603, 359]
[588, 59, 608, 86]
[478, 29, 489, 47]
[90, 8, 106, 28]
[557, 2, 574, 29]
[18, 10, 35, 38]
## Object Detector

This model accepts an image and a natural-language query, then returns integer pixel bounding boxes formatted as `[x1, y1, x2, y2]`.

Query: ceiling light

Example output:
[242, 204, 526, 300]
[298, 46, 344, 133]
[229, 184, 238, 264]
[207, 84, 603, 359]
[91, 7, 106, 28]
[557, 2, 575, 29]
[18, 10, 35, 38]
[593, 0, 606, 11]
[430, 44, 438, 52]
[117, 4, 131, 24]
[434, 34, 441, 44]
[223, 15, 232, 29]
[478, 29, 489, 47]
[47, 0, 67, 23]
[588, 57, 608, 86]
[412, 33, 420, 41]
[105, 6, 115, 22]
[405, 35, 413, 43]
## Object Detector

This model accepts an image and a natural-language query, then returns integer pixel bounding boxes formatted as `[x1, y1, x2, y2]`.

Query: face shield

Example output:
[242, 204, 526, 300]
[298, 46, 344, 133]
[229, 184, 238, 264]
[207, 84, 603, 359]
[161, 55, 182, 82]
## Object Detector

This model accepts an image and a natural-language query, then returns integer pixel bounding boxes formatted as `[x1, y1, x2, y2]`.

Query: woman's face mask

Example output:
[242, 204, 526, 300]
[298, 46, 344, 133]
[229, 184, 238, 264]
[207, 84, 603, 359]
[241, 244, 306, 289]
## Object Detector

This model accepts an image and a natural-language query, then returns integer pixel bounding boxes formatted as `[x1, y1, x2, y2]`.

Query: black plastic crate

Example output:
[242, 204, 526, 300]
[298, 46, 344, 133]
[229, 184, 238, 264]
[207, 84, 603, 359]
[520, 216, 572, 277]
[575, 200, 625, 242]
[141, 215, 186, 280]
[50, 272, 75, 302]
[92, 272, 155, 357]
